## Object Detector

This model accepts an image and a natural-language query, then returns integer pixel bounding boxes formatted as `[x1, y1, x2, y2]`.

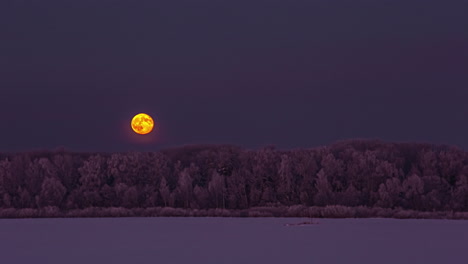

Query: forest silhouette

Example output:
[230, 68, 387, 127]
[1, 139, 468, 219]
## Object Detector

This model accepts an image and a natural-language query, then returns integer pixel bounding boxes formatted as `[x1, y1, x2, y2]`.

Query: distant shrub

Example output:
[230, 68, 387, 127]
[248, 210, 274, 217]
[239, 210, 249, 217]
[17, 208, 39, 218]
[142, 207, 161, 217]
[0, 206, 466, 219]
[0, 208, 17, 218]
[453, 212, 468, 219]
[375, 208, 394, 218]
[285, 205, 307, 217]
[354, 206, 374, 218]
[394, 210, 416, 219]
[159, 207, 187, 217]
[321, 205, 355, 218]
[40, 206, 62, 218]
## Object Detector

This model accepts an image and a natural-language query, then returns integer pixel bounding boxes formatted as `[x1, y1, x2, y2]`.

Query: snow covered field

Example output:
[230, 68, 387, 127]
[1, 217, 467, 264]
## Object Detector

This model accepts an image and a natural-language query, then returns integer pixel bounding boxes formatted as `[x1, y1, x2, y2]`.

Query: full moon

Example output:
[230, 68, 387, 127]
[131, 113, 154, 135]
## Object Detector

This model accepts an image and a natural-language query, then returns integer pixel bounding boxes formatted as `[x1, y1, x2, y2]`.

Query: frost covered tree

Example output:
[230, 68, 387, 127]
[176, 168, 193, 208]
[277, 154, 294, 205]
[377, 177, 403, 208]
[159, 177, 170, 207]
[77, 155, 106, 207]
[208, 171, 225, 209]
[314, 169, 334, 206]
[37, 177, 66, 208]
[403, 174, 424, 209]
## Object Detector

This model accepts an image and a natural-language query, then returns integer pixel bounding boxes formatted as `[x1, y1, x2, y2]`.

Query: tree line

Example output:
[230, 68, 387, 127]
[1, 139, 468, 218]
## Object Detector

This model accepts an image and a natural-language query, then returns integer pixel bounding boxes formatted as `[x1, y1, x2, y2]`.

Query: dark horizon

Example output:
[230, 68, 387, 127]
[1, 0, 467, 152]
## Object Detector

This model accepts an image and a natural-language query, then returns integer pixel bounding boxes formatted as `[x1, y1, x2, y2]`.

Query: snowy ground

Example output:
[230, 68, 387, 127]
[1, 217, 467, 264]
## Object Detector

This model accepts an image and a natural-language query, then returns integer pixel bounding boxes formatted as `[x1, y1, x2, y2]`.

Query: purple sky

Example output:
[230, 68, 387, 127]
[1, 0, 467, 152]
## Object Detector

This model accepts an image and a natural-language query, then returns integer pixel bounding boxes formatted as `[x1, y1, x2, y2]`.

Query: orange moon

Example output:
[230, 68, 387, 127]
[131, 113, 154, 135]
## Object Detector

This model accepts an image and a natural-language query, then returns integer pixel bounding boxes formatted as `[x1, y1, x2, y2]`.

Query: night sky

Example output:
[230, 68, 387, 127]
[1, 0, 467, 152]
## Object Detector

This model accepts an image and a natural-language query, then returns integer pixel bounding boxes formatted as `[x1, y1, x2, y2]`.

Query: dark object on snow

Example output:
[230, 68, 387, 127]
[284, 221, 320, 226]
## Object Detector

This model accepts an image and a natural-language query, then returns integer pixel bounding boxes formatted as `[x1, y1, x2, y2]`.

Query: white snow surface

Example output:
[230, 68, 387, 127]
[0, 217, 467, 264]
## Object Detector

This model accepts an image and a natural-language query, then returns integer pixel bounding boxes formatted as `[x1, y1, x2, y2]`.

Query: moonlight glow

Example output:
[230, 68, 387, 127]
[131, 113, 154, 135]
